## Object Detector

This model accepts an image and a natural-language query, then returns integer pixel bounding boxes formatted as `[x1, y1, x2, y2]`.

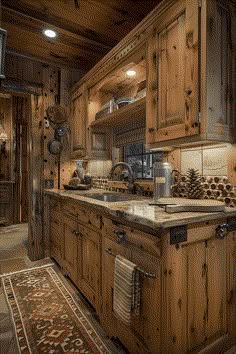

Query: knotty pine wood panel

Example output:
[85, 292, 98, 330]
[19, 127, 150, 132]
[206, 237, 227, 341]
[227, 231, 236, 338]
[185, 242, 206, 350]
[205, 1, 235, 142]
[2, 0, 160, 46]
[42, 66, 60, 189]
[28, 94, 44, 261]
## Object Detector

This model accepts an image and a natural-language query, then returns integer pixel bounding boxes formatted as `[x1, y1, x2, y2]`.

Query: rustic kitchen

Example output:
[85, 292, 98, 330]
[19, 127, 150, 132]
[0, 0, 235, 353]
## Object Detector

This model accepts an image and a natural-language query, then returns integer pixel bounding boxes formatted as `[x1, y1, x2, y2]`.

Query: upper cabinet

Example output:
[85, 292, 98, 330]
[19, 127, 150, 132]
[146, 0, 236, 149]
[70, 84, 87, 158]
[70, 0, 236, 156]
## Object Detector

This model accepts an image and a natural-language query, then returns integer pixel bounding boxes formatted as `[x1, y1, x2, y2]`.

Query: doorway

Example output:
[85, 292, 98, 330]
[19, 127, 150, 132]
[0, 92, 29, 224]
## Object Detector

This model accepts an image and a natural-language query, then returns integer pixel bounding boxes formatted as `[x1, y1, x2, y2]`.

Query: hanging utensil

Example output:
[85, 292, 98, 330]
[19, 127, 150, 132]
[46, 104, 67, 128]
[48, 139, 63, 155]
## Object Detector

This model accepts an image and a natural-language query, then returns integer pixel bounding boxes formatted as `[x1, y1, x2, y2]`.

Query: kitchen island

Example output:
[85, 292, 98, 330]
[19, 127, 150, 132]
[44, 189, 236, 353]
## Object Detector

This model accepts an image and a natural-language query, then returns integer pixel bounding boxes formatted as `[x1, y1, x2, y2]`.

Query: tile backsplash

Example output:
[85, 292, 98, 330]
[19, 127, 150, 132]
[181, 144, 228, 176]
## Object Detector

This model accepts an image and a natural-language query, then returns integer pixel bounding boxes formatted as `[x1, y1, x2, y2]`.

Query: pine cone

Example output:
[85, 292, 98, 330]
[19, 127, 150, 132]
[186, 168, 204, 199]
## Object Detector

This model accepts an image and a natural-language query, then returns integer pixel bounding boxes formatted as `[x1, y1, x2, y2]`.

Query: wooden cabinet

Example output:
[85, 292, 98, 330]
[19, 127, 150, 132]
[146, 0, 236, 148]
[46, 194, 236, 353]
[162, 220, 236, 353]
[60, 200, 102, 312]
[48, 197, 63, 266]
[70, 0, 235, 152]
[70, 84, 87, 158]
[101, 218, 161, 353]
[62, 214, 78, 285]
[77, 223, 101, 310]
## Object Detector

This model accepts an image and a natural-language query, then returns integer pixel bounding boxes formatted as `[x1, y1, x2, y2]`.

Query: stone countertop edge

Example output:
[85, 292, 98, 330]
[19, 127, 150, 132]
[45, 189, 236, 231]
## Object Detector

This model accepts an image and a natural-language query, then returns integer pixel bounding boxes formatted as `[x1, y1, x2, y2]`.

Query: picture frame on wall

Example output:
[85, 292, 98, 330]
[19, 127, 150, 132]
[0, 28, 7, 79]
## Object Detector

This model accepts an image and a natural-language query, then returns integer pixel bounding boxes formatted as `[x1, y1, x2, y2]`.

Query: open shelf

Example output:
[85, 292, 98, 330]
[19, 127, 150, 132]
[90, 96, 146, 127]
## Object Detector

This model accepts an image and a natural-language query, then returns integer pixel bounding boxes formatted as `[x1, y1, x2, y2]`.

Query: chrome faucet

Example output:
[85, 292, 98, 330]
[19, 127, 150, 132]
[110, 162, 135, 193]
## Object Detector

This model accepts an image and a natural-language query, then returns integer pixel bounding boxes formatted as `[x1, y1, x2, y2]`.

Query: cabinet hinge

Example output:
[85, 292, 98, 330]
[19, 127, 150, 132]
[198, 0, 202, 7]
[197, 112, 201, 124]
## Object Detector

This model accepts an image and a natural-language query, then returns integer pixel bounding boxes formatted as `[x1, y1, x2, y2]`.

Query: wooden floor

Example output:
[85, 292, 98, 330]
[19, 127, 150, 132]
[0, 223, 235, 354]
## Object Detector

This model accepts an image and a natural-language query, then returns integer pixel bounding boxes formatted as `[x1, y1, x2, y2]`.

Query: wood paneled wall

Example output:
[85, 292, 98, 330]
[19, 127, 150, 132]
[0, 94, 12, 181]
[0, 52, 82, 259]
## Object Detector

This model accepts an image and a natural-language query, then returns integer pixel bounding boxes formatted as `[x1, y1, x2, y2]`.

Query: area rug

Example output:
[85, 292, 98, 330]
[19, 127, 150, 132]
[1, 264, 111, 353]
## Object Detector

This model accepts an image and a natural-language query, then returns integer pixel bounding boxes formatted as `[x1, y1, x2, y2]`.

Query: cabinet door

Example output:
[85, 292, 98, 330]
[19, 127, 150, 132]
[71, 86, 87, 158]
[226, 230, 236, 340]
[163, 223, 235, 353]
[62, 215, 78, 285]
[77, 224, 101, 311]
[102, 236, 160, 353]
[205, 1, 235, 142]
[49, 209, 63, 266]
[146, 2, 199, 146]
[102, 237, 131, 338]
[129, 247, 161, 352]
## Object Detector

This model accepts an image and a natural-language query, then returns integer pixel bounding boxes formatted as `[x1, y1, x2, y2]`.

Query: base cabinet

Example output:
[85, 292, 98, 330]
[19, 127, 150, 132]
[101, 219, 161, 353]
[47, 195, 236, 353]
[162, 221, 236, 353]
[62, 215, 78, 285]
[49, 197, 63, 266]
[60, 202, 102, 313]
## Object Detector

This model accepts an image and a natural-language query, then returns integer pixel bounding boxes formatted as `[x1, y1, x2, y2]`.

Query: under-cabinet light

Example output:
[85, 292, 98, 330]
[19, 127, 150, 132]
[43, 29, 57, 38]
[126, 70, 136, 77]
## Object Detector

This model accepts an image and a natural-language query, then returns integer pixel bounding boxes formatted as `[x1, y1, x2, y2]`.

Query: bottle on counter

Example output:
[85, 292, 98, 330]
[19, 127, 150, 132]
[153, 159, 172, 200]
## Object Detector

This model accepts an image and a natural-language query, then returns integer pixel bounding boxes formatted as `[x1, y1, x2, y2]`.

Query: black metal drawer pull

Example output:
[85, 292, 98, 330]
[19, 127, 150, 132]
[105, 248, 156, 278]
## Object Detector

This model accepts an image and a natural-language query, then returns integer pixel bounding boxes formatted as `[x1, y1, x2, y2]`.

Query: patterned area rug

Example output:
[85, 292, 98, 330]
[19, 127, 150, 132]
[1, 265, 111, 353]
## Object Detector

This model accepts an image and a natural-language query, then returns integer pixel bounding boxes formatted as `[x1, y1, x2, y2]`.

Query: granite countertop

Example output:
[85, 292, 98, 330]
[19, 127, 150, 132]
[45, 188, 236, 231]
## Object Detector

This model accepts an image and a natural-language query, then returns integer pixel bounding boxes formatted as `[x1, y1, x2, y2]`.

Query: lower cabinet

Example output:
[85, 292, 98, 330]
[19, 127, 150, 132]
[49, 197, 63, 267]
[47, 195, 236, 353]
[101, 218, 161, 353]
[162, 221, 236, 353]
[78, 223, 101, 311]
[60, 206, 102, 313]
[62, 214, 78, 285]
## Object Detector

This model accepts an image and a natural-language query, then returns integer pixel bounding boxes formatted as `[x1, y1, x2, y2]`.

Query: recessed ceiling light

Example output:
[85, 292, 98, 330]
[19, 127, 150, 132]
[43, 29, 57, 38]
[126, 70, 136, 77]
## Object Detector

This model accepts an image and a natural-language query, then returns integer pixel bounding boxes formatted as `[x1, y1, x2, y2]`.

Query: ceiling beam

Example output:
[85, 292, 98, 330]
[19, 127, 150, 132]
[1, 4, 113, 51]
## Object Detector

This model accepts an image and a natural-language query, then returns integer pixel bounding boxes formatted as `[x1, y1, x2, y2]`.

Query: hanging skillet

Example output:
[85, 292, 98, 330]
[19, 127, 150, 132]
[48, 139, 63, 155]
[46, 104, 67, 129]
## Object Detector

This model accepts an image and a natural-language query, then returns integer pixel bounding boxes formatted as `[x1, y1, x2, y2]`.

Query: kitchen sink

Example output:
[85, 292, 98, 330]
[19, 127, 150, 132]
[82, 192, 135, 202]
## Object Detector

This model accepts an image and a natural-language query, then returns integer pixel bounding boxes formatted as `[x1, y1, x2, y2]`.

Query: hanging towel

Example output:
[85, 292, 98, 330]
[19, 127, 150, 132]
[113, 255, 141, 324]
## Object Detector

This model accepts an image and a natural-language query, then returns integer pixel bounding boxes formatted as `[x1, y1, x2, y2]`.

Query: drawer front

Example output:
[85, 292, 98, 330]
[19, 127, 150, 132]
[62, 200, 102, 230]
[49, 197, 60, 214]
[102, 217, 161, 257]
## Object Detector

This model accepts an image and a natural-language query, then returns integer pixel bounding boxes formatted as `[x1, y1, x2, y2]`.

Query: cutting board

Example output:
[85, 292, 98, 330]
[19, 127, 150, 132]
[150, 198, 226, 213]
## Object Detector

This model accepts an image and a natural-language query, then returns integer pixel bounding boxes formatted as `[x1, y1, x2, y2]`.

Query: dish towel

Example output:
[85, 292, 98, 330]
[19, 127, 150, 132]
[113, 255, 141, 324]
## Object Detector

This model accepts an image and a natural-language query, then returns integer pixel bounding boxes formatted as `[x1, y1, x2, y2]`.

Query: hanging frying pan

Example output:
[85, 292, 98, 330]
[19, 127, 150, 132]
[48, 139, 63, 155]
[54, 124, 68, 138]
[46, 104, 67, 128]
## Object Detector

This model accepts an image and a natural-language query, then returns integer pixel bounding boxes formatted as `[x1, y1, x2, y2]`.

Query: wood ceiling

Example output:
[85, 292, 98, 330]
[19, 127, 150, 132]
[1, 0, 161, 72]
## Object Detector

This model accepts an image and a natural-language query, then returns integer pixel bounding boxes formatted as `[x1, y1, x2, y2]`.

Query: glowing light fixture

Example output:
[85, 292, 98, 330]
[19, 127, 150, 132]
[43, 29, 57, 38]
[126, 69, 136, 77]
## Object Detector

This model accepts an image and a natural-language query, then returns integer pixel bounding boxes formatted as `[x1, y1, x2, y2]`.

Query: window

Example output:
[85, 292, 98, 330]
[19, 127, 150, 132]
[124, 143, 162, 179]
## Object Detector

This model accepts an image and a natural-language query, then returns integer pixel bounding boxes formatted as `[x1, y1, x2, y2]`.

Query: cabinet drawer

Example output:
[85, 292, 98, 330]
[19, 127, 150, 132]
[103, 217, 161, 257]
[50, 209, 61, 226]
[62, 200, 102, 230]
[49, 197, 60, 213]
